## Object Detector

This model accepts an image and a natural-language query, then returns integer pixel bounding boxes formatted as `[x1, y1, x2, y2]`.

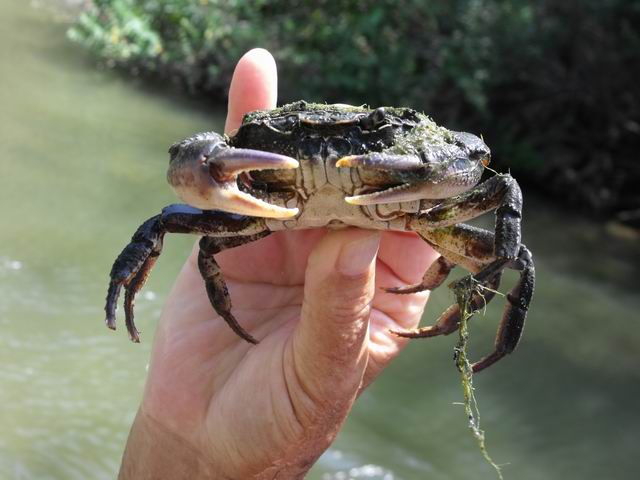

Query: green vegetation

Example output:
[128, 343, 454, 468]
[453, 276, 504, 479]
[68, 0, 640, 225]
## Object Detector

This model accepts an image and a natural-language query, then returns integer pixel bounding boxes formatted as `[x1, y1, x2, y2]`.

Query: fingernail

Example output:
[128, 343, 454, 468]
[337, 233, 380, 276]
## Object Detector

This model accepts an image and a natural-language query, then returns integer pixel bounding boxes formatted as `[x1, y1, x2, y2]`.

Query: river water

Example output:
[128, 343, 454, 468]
[1, 2, 639, 479]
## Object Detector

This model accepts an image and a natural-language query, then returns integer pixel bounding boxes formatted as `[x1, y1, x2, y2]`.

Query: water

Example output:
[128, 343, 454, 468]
[1, 2, 639, 479]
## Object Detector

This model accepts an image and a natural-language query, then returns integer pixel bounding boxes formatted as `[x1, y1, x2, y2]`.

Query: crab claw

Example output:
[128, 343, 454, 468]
[336, 133, 489, 205]
[345, 183, 434, 205]
[336, 153, 424, 171]
[337, 152, 435, 205]
[168, 132, 299, 218]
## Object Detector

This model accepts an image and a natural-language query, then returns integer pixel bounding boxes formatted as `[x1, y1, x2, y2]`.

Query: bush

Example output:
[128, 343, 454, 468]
[68, 0, 640, 224]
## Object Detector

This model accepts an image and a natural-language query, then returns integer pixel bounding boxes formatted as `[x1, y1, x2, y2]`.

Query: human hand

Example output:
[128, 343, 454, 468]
[118, 48, 438, 480]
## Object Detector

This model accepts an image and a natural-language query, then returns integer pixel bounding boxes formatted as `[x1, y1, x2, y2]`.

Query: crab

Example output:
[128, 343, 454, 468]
[105, 101, 535, 373]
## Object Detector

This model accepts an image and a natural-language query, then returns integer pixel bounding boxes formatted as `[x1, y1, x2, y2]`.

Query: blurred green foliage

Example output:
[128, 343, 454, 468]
[68, 0, 640, 223]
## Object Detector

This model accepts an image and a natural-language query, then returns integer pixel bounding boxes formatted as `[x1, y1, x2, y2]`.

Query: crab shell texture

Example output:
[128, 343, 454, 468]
[106, 101, 535, 373]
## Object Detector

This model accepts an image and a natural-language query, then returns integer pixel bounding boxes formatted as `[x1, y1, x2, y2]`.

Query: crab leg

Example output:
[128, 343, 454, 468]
[384, 255, 457, 295]
[376, 170, 530, 372]
[387, 226, 502, 337]
[106, 215, 164, 341]
[393, 222, 534, 372]
[122, 237, 162, 342]
[106, 204, 268, 342]
[417, 174, 516, 223]
[388, 224, 494, 289]
[389, 265, 503, 347]
[418, 174, 524, 259]
[395, 271, 503, 340]
[198, 234, 270, 344]
[471, 247, 534, 372]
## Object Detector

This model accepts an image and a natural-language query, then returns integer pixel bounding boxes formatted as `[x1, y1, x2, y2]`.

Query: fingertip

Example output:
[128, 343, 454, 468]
[336, 232, 381, 277]
[225, 48, 278, 134]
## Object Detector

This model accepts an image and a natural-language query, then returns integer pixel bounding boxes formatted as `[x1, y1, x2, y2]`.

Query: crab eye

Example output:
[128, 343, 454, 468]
[372, 107, 386, 124]
[360, 107, 387, 130]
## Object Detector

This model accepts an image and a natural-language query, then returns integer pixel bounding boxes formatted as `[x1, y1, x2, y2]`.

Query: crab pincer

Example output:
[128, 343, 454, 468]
[105, 131, 298, 341]
[167, 131, 299, 218]
[336, 131, 490, 205]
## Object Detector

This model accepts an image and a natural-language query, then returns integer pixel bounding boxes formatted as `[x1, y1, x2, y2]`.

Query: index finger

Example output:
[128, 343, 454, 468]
[224, 48, 278, 134]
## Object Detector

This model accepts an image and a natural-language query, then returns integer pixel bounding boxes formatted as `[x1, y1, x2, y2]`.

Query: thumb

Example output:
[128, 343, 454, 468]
[291, 229, 380, 399]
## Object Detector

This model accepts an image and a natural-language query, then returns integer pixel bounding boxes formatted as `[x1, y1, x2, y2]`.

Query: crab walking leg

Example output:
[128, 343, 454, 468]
[394, 272, 502, 339]
[197, 234, 270, 345]
[419, 174, 523, 259]
[105, 204, 267, 341]
[123, 243, 162, 342]
[470, 248, 534, 372]
[383, 229, 494, 296]
[106, 215, 163, 341]
[384, 255, 457, 295]
[389, 234, 503, 338]
[399, 223, 535, 372]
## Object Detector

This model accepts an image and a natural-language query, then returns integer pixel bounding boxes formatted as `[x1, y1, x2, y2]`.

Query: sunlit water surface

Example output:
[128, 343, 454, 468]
[1, 2, 639, 479]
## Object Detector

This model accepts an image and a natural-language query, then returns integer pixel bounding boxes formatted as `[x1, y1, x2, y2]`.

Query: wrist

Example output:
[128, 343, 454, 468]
[118, 409, 220, 480]
[118, 407, 325, 479]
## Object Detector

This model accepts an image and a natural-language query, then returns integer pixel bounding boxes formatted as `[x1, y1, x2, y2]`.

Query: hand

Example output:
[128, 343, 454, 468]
[118, 48, 438, 480]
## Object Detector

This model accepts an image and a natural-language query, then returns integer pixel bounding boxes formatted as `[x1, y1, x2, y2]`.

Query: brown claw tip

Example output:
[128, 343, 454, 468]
[105, 317, 116, 330]
[390, 327, 438, 339]
[470, 351, 502, 373]
[389, 329, 411, 338]
[241, 332, 259, 345]
[382, 286, 404, 294]
[382, 285, 426, 295]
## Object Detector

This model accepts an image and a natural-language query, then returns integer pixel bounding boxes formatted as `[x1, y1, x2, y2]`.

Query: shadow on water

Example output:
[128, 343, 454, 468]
[1, 2, 639, 479]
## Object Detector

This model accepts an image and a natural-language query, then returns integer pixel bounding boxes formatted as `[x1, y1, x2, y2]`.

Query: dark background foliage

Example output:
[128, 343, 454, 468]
[68, 0, 640, 227]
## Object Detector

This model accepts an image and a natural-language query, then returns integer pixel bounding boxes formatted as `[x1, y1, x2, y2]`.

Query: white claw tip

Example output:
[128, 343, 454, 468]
[285, 159, 300, 169]
[276, 207, 299, 219]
